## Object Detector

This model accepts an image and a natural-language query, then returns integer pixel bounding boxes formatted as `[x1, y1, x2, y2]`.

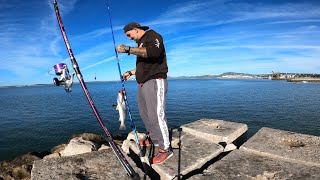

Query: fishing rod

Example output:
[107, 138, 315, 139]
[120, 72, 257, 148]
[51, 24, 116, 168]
[177, 128, 182, 180]
[52, 0, 140, 179]
[171, 127, 182, 180]
[106, 0, 149, 178]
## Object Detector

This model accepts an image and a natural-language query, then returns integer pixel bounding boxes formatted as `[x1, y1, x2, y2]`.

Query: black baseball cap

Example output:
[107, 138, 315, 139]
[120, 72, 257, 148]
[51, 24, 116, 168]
[123, 22, 149, 33]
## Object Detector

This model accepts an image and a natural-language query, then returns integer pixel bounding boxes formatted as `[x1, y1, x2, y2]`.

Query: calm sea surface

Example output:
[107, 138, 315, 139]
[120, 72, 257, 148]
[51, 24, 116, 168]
[0, 79, 319, 161]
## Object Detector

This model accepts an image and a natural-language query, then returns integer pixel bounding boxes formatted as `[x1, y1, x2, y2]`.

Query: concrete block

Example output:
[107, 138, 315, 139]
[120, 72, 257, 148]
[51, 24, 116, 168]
[240, 127, 320, 167]
[193, 149, 320, 180]
[152, 131, 224, 180]
[182, 119, 248, 144]
[31, 149, 144, 180]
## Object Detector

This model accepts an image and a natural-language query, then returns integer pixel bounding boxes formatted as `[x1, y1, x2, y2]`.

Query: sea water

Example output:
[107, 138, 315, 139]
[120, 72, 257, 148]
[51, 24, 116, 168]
[0, 79, 319, 161]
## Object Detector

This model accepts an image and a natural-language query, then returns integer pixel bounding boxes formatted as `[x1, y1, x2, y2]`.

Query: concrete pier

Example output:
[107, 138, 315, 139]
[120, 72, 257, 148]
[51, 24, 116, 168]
[122, 119, 248, 179]
[181, 119, 248, 144]
[29, 119, 320, 180]
[192, 127, 320, 180]
[152, 131, 223, 179]
[193, 149, 320, 180]
[240, 127, 320, 167]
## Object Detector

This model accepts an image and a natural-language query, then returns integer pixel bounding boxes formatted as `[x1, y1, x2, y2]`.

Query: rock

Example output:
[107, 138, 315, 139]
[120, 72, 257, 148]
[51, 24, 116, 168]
[50, 144, 67, 154]
[12, 165, 31, 180]
[126, 131, 147, 141]
[78, 133, 108, 149]
[122, 139, 142, 155]
[223, 143, 237, 152]
[59, 137, 99, 157]
[121, 139, 132, 154]
[31, 149, 144, 179]
[43, 153, 60, 160]
[122, 131, 147, 154]
[0, 133, 118, 180]
[98, 144, 111, 151]
[0, 152, 42, 180]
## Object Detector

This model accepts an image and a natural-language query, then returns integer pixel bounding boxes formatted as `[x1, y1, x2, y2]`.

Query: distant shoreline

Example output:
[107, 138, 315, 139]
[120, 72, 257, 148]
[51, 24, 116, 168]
[4, 71, 320, 87]
[0, 78, 268, 88]
[0, 80, 120, 88]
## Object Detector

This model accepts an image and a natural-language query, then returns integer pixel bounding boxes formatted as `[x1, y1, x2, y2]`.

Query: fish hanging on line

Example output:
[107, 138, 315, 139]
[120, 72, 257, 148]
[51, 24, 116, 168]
[116, 90, 127, 130]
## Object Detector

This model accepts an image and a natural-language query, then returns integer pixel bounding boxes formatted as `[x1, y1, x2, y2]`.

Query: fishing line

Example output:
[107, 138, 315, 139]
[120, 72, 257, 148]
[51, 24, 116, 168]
[106, 1, 139, 145]
[47, 70, 55, 76]
[106, 0, 149, 178]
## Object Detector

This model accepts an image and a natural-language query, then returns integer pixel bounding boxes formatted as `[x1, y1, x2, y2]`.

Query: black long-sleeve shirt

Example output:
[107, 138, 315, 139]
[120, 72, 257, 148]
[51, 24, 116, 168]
[135, 30, 168, 84]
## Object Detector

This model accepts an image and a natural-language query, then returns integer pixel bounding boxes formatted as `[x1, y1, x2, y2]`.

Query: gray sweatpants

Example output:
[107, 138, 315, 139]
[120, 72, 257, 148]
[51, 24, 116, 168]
[137, 79, 170, 150]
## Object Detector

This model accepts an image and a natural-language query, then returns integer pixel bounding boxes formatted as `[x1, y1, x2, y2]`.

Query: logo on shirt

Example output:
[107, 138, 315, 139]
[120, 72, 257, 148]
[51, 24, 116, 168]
[155, 39, 160, 48]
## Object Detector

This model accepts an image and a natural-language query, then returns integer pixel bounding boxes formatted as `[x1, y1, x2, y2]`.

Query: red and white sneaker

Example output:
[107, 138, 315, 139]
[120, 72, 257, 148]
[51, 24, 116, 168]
[152, 148, 173, 164]
[139, 139, 152, 147]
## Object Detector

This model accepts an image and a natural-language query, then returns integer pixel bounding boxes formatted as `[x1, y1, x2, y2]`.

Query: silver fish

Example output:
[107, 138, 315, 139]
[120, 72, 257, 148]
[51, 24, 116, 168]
[116, 90, 127, 130]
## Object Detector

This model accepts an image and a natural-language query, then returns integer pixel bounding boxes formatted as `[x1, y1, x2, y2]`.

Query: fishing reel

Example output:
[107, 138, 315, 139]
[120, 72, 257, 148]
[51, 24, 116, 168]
[52, 63, 75, 92]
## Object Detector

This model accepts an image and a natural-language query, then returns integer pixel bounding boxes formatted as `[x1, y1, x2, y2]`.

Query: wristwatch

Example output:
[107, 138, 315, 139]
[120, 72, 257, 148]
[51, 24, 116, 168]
[124, 46, 131, 55]
[127, 71, 133, 76]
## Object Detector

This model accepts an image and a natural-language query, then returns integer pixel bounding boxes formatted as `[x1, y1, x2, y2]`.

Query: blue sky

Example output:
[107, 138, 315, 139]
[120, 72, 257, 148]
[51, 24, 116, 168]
[1, 0, 320, 86]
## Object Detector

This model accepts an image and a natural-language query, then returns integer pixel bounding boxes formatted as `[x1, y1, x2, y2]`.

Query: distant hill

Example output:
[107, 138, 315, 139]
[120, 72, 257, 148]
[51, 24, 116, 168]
[168, 72, 271, 79]
[220, 72, 253, 76]
[168, 75, 218, 79]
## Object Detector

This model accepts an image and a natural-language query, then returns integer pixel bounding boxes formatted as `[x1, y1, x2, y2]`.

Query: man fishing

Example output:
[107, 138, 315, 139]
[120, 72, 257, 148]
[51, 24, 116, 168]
[117, 22, 172, 164]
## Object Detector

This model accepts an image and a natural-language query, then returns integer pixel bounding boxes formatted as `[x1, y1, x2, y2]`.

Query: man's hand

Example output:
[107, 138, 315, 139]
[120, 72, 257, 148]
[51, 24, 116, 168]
[117, 44, 126, 53]
[122, 71, 131, 81]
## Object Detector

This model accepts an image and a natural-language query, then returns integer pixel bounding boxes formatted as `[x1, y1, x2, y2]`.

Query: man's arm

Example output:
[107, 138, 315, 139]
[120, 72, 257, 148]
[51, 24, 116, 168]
[122, 68, 136, 81]
[128, 47, 147, 58]
[117, 44, 147, 58]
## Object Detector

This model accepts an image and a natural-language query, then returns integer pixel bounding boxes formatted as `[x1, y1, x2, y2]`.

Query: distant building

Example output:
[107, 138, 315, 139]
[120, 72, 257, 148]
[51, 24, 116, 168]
[271, 72, 296, 80]
[271, 71, 320, 80]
